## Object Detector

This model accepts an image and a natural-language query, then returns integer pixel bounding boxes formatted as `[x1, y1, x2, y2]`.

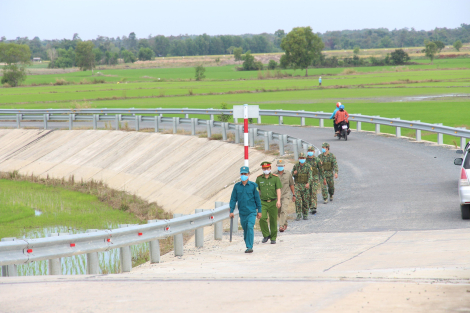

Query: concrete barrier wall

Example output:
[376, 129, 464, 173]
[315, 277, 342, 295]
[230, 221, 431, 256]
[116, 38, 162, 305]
[0, 129, 271, 214]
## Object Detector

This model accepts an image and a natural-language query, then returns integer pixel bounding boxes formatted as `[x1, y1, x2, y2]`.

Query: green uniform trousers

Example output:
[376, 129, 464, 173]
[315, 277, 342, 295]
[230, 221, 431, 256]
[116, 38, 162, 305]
[260, 200, 278, 241]
[310, 180, 320, 208]
[321, 175, 335, 200]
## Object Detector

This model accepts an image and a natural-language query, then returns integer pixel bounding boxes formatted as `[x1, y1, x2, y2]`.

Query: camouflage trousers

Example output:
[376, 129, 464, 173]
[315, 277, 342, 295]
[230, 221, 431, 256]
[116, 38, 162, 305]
[321, 175, 335, 200]
[310, 179, 320, 209]
[295, 184, 310, 217]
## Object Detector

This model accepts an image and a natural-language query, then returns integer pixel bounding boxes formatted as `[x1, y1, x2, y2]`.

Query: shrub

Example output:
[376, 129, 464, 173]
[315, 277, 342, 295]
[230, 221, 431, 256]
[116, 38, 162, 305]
[217, 102, 232, 122]
[390, 49, 410, 65]
[194, 65, 205, 81]
[268, 60, 278, 70]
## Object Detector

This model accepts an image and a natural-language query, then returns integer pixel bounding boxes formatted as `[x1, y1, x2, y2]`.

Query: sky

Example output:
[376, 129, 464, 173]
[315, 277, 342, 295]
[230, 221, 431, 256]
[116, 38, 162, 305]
[1, 0, 469, 40]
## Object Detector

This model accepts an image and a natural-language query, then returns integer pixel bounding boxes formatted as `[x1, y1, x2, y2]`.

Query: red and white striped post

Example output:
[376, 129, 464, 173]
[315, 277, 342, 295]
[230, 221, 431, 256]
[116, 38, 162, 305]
[244, 104, 249, 167]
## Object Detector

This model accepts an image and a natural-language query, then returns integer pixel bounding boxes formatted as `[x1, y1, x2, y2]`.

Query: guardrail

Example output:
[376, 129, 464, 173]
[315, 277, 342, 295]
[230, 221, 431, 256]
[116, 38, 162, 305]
[1, 202, 237, 276]
[0, 108, 468, 149]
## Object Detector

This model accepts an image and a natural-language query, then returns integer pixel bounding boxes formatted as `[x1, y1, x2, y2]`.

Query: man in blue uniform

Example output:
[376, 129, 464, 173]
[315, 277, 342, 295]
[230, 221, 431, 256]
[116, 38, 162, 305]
[229, 166, 262, 253]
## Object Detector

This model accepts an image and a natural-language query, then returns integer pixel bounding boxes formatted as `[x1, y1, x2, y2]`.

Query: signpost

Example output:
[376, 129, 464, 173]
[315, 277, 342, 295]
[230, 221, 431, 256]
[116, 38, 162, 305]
[233, 104, 260, 167]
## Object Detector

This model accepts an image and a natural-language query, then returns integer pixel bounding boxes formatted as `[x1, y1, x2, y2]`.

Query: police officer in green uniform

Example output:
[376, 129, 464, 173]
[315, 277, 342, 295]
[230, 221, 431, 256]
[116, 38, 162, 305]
[256, 161, 282, 244]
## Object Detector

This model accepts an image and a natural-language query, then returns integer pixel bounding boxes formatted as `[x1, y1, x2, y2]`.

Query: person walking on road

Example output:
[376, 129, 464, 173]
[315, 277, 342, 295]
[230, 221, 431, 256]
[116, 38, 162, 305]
[275, 159, 295, 233]
[319, 143, 338, 204]
[256, 161, 282, 244]
[330, 102, 341, 136]
[229, 166, 262, 253]
[292, 153, 313, 221]
[306, 146, 326, 214]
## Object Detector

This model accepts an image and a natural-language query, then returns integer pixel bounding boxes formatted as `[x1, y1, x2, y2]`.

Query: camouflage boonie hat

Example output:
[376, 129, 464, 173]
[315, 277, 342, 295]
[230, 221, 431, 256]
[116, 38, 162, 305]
[322, 142, 329, 148]
[307, 145, 315, 151]
[276, 159, 286, 166]
[298, 152, 306, 158]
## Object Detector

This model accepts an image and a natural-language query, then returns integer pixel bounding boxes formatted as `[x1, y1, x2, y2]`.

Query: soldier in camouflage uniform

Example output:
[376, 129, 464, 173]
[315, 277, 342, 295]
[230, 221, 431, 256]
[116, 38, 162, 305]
[319, 142, 338, 204]
[291, 152, 313, 221]
[306, 146, 326, 214]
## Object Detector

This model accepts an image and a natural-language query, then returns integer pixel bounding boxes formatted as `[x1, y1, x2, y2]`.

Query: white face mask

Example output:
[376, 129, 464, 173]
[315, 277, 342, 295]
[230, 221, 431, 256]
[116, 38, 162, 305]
[263, 170, 271, 175]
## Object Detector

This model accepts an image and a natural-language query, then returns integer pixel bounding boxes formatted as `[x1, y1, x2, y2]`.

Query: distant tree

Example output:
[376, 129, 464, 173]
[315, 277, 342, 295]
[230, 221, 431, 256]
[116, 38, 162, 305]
[233, 47, 243, 61]
[380, 36, 393, 48]
[423, 41, 438, 63]
[268, 60, 278, 70]
[128, 32, 137, 51]
[121, 49, 136, 63]
[353, 46, 360, 55]
[195, 64, 206, 81]
[434, 40, 445, 52]
[226, 46, 236, 54]
[154, 35, 170, 56]
[280, 26, 324, 76]
[274, 29, 286, 49]
[93, 48, 103, 63]
[453, 40, 462, 51]
[390, 49, 410, 65]
[138, 47, 154, 61]
[0, 43, 31, 87]
[75, 41, 95, 71]
[51, 47, 75, 69]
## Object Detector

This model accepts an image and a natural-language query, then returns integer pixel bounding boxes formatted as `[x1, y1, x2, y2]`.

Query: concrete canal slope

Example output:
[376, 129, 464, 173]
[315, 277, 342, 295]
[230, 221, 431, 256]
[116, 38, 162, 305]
[0, 129, 271, 213]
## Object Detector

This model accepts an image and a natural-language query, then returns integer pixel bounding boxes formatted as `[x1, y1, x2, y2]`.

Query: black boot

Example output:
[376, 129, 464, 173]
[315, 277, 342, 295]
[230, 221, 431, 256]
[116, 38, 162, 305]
[262, 236, 271, 243]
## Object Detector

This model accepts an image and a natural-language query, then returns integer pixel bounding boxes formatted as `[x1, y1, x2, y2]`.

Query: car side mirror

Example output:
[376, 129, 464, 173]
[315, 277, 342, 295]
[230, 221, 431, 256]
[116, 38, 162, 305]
[454, 158, 463, 166]
[456, 150, 464, 154]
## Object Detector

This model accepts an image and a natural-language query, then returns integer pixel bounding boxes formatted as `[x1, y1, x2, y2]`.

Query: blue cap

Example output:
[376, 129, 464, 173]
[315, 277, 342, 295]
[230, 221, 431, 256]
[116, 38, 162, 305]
[240, 166, 249, 174]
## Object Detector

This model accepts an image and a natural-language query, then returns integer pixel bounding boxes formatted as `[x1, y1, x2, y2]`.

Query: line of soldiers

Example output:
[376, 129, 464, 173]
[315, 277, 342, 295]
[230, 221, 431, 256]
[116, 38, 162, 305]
[230, 142, 339, 253]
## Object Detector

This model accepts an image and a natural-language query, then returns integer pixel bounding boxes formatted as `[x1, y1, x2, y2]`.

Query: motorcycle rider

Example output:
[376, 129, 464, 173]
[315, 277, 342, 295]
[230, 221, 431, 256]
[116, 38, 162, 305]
[330, 102, 341, 137]
[334, 104, 350, 136]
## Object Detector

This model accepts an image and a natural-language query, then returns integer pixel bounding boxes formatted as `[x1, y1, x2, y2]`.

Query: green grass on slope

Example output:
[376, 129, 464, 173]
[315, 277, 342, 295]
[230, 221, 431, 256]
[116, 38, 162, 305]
[0, 179, 140, 239]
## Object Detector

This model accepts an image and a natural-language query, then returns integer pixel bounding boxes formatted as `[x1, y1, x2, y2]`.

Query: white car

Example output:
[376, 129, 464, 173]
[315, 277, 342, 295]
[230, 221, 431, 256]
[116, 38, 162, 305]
[455, 142, 470, 219]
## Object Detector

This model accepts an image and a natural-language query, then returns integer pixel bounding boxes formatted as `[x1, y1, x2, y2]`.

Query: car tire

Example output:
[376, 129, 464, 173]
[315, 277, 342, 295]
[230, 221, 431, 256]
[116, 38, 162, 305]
[461, 204, 470, 220]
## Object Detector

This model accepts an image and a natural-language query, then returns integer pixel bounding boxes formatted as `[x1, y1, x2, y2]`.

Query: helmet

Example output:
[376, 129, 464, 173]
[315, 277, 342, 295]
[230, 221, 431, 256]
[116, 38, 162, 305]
[336, 102, 341, 107]
[339, 105, 345, 110]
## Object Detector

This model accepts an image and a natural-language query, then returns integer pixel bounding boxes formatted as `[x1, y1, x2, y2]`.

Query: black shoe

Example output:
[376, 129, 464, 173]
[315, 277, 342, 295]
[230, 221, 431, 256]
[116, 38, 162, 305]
[271, 240, 276, 244]
[295, 216, 301, 221]
[303, 216, 308, 220]
[310, 208, 317, 215]
[245, 249, 253, 253]
[262, 236, 270, 243]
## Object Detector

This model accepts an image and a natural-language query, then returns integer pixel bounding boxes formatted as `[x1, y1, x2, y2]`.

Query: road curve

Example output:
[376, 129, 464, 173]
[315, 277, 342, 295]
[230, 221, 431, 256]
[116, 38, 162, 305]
[258, 125, 464, 233]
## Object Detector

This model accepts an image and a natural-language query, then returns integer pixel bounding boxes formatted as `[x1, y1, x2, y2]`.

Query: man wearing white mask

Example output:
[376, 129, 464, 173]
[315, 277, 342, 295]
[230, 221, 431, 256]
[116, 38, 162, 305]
[275, 159, 295, 233]
[256, 161, 282, 244]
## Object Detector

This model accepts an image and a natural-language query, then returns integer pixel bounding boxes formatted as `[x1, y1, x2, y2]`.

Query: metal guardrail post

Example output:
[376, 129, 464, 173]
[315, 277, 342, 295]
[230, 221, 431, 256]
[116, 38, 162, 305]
[297, 140, 303, 155]
[172, 214, 184, 256]
[279, 115, 283, 125]
[206, 120, 212, 138]
[264, 132, 269, 151]
[43, 114, 48, 130]
[86, 229, 99, 274]
[119, 225, 132, 273]
[300, 110, 305, 126]
[16, 114, 21, 129]
[257, 116, 262, 124]
[214, 202, 224, 240]
[69, 114, 73, 130]
[48, 233, 69, 275]
[1, 238, 17, 277]
[172, 117, 177, 134]
[375, 123, 380, 134]
[395, 119, 401, 138]
[154, 116, 160, 133]
[93, 114, 98, 130]
[356, 114, 361, 131]
[184, 108, 189, 119]
[460, 130, 467, 149]
[293, 139, 299, 160]
[318, 111, 324, 128]
[135, 115, 140, 131]
[147, 220, 161, 263]
[252, 128, 258, 145]
[235, 125, 240, 144]
[115, 114, 120, 130]
[191, 118, 196, 135]
[279, 135, 285, 156]
[195, 209, 204, 248]
[248, 128, 254, 147]
[303, 143, 308, 155]
[437, 123, 443, 145]
[209, 108, 214, 121]
[222, 122, 227, 140]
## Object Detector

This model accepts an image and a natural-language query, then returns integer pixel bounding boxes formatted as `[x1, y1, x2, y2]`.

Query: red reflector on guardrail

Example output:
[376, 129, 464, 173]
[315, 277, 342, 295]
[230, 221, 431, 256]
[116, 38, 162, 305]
[70, 243, 75, 247]
[27, 249, 33, 253]
[107, 238, 111, 242]
[165, 226, 170, 231]
[210, 216, 214, 220]
[138, 233, 143, 236]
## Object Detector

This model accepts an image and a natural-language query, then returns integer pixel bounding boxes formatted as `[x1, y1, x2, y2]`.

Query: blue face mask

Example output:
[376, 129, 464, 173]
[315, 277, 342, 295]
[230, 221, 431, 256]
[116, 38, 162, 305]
[240, 174, 248, 182]
[322, 148, 326, 153]
[277, 166, 284, 172]
[299, 159, 306, 164]
[307, 152, 314, 157]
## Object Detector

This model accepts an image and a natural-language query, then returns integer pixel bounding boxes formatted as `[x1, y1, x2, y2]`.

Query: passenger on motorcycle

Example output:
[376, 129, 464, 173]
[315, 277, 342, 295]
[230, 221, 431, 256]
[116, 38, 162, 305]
[334, 105, 350, 136]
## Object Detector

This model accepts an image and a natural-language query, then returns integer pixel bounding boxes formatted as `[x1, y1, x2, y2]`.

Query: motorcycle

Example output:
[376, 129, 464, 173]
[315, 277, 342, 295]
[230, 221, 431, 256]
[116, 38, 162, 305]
[337, 121, 350, 141]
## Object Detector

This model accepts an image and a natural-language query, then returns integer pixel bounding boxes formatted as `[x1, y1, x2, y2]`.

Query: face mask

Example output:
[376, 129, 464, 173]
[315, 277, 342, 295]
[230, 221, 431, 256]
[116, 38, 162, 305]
[277, 167, 284, 172]
[322, 148, 326, 153]
[263, 170, 271, 175]
[240, 174, 248, 181]
[299, 159, 306, 164]
[307, 152, 314, 157]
